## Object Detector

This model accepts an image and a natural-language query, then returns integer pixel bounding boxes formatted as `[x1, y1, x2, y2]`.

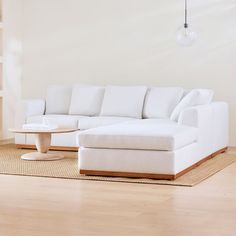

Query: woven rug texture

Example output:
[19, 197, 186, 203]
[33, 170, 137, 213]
[0, 144, 235, 187]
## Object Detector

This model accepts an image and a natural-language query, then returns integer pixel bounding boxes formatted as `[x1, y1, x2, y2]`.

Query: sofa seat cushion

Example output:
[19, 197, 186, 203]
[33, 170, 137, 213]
[124, 118, 177, 126]
[27, 115, 87, 129]
[79, 116, 136, 130]
[78, 123, 198, 151]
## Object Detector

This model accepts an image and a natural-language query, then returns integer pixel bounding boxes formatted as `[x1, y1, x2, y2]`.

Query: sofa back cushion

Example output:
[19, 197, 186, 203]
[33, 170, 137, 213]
[100, 86, 147, 118]
[45, 85, 72, 114]
[69, 85, 105, 116]
[195, 89, 214, 105]
[143, 87, 184, 119]
[170, 89, 214, 121]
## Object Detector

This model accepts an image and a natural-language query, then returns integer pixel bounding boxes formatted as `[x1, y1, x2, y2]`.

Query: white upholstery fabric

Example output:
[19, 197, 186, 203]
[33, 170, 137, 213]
[50, 131, 80, 147]
[210, 102, 229, 152]
[100, 86, 147, 118]
[124, 118, 177, 126]
[25, 115, 84, 147]
[195, 89, 214, 105]
[15, 134, 26, 145]
[79, 143, 199, 175]
[143, 87, 184, 119]
[15, 99, 45, 128]
[171, 89, 214, 121]
[69, 85, 105, 116]
[79, 102, 229, 175]
[46, 85, 72, 114]
[170, 90, 199, 121]
[18, 99, 45, 117]
[26, 131, 81, 147]
[79, 147, 177, 174]
[78, 123, 197, 151]
[178, 102, 229, 153]
[79, 116, 136, 130]
[14, 99, 46, 144]
[27, 115, 87, 129]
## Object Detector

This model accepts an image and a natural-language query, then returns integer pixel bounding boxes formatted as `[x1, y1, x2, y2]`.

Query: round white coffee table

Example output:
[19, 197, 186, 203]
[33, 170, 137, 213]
[9, 128, 78, 161]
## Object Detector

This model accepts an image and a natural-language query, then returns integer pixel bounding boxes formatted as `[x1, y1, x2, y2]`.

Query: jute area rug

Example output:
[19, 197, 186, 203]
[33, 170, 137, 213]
[0, 144, 235, 187]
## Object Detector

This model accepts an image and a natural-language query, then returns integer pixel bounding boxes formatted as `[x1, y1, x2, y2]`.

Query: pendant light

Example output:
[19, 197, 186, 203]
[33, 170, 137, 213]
[176, 0, 197, 46]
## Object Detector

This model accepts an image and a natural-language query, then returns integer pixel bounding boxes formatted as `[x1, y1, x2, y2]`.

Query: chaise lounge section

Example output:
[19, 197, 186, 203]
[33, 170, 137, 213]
[78, 102, 228, 179]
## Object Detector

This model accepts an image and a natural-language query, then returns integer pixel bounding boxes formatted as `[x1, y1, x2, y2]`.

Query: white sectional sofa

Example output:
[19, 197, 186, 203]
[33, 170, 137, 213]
[15, 85, 229, 179]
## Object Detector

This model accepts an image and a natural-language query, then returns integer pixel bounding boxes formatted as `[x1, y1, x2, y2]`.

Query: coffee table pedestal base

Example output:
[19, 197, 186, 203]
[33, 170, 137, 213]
[21, 132, 64, 161]
[9, 127, 78, 161]
[21, 152, 64, 161]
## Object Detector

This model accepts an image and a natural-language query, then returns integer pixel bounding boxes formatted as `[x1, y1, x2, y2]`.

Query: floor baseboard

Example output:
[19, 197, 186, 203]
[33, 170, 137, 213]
[0, 138, 14, 145]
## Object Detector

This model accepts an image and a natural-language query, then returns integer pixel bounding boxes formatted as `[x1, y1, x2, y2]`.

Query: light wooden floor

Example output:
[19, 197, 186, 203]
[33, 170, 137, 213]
[0, 148, 236, 235]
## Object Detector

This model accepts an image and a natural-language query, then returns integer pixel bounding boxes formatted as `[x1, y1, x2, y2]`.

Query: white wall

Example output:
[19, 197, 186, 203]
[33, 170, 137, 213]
[2, 0, 23, 138]
[21, 0, 236, 144]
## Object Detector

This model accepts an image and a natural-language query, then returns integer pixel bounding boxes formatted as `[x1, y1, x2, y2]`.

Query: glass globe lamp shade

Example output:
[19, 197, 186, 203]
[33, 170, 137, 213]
[176, 25, 197, 46]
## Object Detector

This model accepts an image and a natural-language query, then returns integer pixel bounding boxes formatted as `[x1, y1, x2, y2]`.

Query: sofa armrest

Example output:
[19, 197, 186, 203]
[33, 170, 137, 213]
[178, 102, 229, 151]
[15, 99, 46, 127]
[178, 104, 211, 128]
[178, 102, 228, 127]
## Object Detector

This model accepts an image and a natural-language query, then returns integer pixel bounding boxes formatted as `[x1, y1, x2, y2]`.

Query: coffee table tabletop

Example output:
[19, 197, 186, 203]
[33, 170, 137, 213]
[9, 128, 78, 134]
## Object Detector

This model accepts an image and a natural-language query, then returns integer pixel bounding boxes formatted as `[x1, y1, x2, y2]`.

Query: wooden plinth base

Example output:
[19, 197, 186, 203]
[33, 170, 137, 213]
[16, 144, 78, 152]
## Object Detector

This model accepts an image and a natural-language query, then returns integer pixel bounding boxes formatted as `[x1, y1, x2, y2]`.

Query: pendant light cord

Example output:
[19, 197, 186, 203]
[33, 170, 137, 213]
[184, 0, 188, 28]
